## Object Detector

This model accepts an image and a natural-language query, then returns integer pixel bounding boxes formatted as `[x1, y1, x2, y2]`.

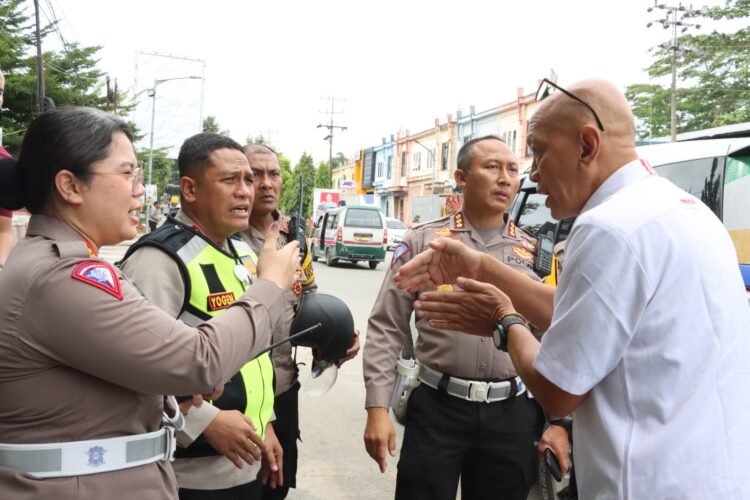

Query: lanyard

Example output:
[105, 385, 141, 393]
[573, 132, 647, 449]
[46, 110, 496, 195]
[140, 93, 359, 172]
[227, 238, 252, 290]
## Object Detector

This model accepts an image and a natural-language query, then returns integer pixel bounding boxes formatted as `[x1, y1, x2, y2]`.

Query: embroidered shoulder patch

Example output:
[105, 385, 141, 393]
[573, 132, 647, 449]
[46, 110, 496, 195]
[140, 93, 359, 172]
[71, 261, 123, 300]
[391, 242, 412, 268]
[435, 228, 453, 237]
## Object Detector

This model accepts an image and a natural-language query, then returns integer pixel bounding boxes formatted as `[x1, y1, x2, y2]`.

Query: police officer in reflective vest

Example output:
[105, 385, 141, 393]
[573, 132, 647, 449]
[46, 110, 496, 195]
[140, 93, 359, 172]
[121, 133, 282, 500]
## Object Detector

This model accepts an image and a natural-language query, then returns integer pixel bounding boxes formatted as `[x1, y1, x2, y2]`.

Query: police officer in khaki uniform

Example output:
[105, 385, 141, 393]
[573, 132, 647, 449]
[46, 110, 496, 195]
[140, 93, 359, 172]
[363, 136, 548, 500]
[120, 134, 282, 500]
[0, 108, 298, 500]
[241, 143, 359, 500]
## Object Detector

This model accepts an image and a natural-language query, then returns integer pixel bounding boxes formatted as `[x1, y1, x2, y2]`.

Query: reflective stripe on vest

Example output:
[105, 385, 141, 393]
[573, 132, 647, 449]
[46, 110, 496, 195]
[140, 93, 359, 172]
[174, 236, 273, 440]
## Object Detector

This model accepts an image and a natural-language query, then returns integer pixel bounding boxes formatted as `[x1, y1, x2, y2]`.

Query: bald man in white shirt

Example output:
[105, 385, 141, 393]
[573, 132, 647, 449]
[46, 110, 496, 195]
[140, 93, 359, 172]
[397, 78, 750, 499]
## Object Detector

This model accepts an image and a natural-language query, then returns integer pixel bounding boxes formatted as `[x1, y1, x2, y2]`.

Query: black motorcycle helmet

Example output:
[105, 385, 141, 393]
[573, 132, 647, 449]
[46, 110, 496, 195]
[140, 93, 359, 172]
[290, 292, 353, 364]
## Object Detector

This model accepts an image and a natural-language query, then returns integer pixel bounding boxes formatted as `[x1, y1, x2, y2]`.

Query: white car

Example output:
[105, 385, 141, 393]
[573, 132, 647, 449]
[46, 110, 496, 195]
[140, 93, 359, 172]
[385, 217, 407, 250]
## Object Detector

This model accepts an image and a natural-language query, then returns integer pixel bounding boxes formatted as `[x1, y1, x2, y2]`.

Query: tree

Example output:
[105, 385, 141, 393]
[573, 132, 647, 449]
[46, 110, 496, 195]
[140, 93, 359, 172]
[280, 152, 316, 218]
[136, 146, 175, 199]
[202, 115, 230, 136]
[245, 134, 271, 146]
[0, 1, 129, 152]
[331, 152, 347, 169]
[315, 161, 331, 189]
[626, 1, 750, 139]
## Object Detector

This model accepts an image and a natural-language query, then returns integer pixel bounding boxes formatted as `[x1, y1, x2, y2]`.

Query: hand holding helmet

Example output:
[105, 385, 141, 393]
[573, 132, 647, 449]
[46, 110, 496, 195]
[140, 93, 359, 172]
[290, 292, 355, 396]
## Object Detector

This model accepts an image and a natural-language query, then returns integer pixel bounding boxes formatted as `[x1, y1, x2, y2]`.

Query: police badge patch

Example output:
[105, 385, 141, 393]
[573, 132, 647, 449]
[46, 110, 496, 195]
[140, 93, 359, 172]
[87, 445, 106, 467]
[391, 242, 411, 268]
[71, 261, 123, 300]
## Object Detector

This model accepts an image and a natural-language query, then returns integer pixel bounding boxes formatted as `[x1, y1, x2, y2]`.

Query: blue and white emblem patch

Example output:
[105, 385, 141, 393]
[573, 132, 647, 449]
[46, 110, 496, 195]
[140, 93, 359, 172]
[391, 242, 411, 268]
[87, 445, 106, 467]
[71, 260, 123, 300]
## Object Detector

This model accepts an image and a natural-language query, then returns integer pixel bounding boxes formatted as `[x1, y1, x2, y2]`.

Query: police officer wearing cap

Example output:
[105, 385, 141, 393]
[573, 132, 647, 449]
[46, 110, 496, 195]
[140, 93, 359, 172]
[241, 143, 359, 499]
[0, 108, 299, 500]
[120, 134, 283, 500]
[363, 135, 564, 500]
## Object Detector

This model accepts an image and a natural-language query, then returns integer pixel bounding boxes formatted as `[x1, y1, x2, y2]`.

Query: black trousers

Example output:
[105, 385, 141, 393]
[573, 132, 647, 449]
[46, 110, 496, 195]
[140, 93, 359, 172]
[262, 382, 301, 500]
[396, 384, 544, 500]
[179, 479, 262, 500]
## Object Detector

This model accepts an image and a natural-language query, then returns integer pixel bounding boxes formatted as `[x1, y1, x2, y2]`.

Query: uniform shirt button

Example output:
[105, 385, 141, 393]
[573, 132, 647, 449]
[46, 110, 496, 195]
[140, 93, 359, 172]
[480, 337, 487, 342]
[479, 364, 487, 370]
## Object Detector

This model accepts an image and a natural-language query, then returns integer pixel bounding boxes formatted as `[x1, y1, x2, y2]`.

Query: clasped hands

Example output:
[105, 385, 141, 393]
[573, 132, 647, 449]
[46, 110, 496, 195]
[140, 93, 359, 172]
[395, 237, 516, 334]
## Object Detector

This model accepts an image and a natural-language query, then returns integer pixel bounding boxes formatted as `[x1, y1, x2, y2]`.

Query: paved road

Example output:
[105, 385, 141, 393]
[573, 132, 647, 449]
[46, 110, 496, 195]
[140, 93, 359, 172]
[99, 244, 554, 499]
[294, 257, 400, 500]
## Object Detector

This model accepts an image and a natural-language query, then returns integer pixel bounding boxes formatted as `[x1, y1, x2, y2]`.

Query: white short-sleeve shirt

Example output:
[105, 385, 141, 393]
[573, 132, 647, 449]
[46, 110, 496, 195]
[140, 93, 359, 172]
[535, 159, 750, 499]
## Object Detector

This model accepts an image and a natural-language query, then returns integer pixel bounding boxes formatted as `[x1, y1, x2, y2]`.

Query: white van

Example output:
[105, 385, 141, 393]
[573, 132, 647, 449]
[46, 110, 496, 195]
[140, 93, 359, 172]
[637, 138, 750, 298]
[312, 206, 387, 269]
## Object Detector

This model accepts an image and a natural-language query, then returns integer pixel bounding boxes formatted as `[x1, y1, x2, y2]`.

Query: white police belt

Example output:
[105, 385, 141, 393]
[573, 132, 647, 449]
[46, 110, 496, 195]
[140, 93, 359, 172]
[0, 427, 176, 479]
[418, 365, 525, 403]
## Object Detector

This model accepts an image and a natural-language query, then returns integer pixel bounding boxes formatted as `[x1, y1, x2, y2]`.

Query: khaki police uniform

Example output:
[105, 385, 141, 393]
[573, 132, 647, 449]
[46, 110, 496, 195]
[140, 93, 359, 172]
[240, 210, 317, 498]
[120, 210, 273, 495]
[363, 211, 545, 500]
[0, 215, 283, 500]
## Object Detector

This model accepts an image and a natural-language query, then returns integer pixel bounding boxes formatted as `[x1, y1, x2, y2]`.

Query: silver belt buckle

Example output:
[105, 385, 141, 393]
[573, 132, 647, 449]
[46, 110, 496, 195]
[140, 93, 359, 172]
[468, 381, 490, 403]
[164, 426, 176, 462]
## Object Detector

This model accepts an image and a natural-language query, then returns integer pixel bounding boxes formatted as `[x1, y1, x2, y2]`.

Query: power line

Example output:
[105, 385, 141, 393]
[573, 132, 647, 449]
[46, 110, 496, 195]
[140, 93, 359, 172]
[646, 1, 703, 141]
[317, 96, 347, 187]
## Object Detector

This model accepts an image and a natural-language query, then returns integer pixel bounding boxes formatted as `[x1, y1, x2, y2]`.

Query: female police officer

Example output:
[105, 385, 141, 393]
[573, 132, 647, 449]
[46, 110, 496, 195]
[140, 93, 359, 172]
[0, 107, 298, 499]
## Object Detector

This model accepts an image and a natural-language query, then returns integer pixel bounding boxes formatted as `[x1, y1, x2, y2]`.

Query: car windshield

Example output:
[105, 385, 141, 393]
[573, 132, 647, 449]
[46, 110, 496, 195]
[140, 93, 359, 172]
[344, 209, 383, 228]
[387, 219, 406, 230]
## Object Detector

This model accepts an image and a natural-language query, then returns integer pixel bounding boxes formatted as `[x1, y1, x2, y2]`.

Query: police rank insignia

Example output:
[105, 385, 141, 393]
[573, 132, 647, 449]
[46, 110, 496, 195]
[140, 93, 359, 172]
[87, 445, 106, 467]
[453, 212, 465, 229]
[71, 261, 123, 300]
[436, 284, 454, 292]
[507, 220, 517, 239]
[512, 246, 534, 261]
[391, 242, 411, 268]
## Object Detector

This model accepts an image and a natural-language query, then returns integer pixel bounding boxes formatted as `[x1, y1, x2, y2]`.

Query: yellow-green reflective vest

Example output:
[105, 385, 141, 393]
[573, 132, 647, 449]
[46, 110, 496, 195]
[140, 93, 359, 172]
[123, 221, 274, 453]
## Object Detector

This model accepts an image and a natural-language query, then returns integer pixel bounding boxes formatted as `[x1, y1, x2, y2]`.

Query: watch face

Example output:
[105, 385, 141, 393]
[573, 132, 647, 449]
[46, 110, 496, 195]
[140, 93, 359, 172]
[492, 324, 504, 349]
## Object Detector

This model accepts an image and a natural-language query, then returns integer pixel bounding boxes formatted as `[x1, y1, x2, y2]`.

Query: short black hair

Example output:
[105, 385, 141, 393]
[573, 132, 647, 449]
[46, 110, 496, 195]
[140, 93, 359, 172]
[456, 135, 506, 173]
[0, 106, 133, 213]
[177, 133, 244, 178]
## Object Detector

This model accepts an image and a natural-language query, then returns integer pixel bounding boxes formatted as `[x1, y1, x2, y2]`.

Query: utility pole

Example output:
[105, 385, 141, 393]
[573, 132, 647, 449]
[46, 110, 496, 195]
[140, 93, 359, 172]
[106, 75, 111, 112]
[647, 2, 701, 141]
[33, 0, 45, 115]
[317, 97, 347, 187]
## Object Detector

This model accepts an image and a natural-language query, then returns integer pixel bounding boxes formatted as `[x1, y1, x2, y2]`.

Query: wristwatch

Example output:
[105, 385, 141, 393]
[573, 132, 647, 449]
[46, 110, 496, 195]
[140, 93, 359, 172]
[492, 313, 529, 352]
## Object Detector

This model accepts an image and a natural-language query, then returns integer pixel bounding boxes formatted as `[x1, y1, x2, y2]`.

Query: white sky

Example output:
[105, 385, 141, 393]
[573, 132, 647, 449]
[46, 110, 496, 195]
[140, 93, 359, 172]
[38, 0, 729, 164]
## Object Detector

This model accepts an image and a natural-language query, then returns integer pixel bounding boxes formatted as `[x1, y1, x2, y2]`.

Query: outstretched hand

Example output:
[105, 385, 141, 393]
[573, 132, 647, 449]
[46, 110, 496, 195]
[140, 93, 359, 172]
[257, 222, 300, 291]
[394, 238, 483, 292]
[414, 277, 516, 336]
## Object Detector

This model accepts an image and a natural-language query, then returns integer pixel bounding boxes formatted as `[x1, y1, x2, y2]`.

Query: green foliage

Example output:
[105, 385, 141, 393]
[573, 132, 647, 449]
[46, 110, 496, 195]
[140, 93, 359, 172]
[202, 115, 230, 136]
[137, 147, 175, 198]
[626, 0, 750, 139]
[331, 151, 347, 169]
[280, 152, 316, 219]
[0, 0, 128, 153]
[315, 161, 331, 189]
[245, 134, 271, 146]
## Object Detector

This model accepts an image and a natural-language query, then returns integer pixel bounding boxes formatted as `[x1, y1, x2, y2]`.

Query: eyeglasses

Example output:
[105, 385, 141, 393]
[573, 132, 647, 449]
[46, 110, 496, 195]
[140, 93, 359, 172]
[535, 78, 605, 132]
[91, 165, 145, 194]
